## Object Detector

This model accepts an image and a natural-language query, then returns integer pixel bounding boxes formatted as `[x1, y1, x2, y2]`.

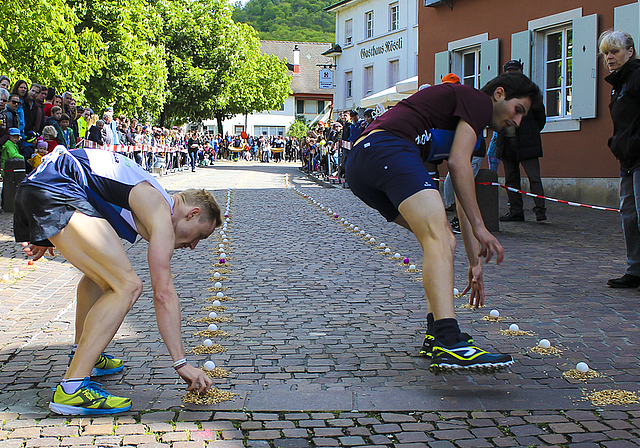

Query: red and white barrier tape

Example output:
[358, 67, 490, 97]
[80, 140, 188, 154]
[433, 177, 619, 212]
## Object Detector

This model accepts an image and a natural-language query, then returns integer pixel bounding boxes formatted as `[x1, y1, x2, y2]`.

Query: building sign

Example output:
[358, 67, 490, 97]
[319, 68, 334, 89]
[360, 37, 403, 59]
[360, 37, 402, 59]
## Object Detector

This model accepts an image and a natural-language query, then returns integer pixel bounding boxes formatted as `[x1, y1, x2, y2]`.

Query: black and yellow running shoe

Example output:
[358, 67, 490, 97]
[430, 336, 512, 373]
[419, 334, 435, 357]
[49, 378, 132, 415]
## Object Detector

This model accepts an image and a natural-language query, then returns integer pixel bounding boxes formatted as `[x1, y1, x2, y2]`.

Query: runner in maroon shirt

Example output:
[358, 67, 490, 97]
[346, 73, 541, 372]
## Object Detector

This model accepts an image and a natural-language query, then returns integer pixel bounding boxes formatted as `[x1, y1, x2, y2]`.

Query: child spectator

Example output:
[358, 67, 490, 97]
[44, 106, 65, 146]
[29, 140, 48, 169]
[1, 128, 24, 209]
[42, 125, 58, 153]
[59, 113, 75, 149]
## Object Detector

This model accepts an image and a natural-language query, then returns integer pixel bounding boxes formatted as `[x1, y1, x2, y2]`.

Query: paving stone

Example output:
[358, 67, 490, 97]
[139, 444, 170, 448]
[379, 414, 415, 423]
[264, 421, 295, 430]
[8, 429, 40, 440]
[281, 429, 308, 438]
[368, 435, 393, 445]
[327, 419, 354, 428]
[509, 424, 545, 437]
[59, 437, 94, 446]
[173, 442, 205, 448]
[145, 423, 173, 433]
[338, 436, 364, 446]
[549, 422, 584, 434]
[24, 439, 59, 448]
[213, 413, 248, 422]
[116, 425, 147, 436]
[220, 431, 243, 441]
[206, 442, 243, 448]
[122, 435, 157, 445]
[539, 433, 569, 445]
[313, 429, 343, 437]
[140, 412, 175, 423]
[455, 439, 492, 448]
[431, 430, 473, 440]
[271, 439, 310, 448]
[247, 431, 280, 440]
[311, 438, 339, 447]
[40, 428, 78, 438]
[372, 424, 401, 434]
[395, 432, 430, 443]
[81, 424, 114, 436]
[93, 436, 122, 447]
[200, 422, 235, 431]
[161, 432, 189, 442]
[190, 431, 217, 442]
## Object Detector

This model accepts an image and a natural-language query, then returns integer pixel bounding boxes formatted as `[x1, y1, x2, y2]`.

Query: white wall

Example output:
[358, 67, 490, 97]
[331, 0, 419, 111]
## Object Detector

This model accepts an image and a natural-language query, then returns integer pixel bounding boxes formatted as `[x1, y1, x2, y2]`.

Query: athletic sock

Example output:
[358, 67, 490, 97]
[434, 318, 461, 347]
[60, 377, 86, 394]
[426, 313, 435, 336]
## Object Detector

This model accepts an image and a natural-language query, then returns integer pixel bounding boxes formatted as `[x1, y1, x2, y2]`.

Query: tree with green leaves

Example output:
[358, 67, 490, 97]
[213, 21, 291, 135]
[69, 0, 168, 120]
[233, 0, 335, 43]
[287, 118, 308, 140]
[0, 0, 104, 95]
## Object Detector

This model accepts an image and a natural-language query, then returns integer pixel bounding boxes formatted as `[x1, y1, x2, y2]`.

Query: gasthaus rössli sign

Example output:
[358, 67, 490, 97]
[360, 37, 403, 59]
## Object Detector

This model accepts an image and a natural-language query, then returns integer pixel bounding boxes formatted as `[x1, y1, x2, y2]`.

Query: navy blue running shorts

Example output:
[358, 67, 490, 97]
[13, 184, 101, 247]
[345, 131, 438, 222]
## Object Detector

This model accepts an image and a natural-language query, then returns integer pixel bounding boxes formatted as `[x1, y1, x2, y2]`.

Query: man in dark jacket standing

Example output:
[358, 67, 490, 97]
[497, 60, 547, 222]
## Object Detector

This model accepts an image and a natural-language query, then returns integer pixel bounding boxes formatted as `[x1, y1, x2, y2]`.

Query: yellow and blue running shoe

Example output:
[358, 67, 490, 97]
[430, 336, 512, 372]
[69, 352, 124, 376]
[49, 378, 131, 415]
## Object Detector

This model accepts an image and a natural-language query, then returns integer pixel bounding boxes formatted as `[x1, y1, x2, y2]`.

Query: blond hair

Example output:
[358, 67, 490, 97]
[42, 125, 57, 139]
[599, 29, 636, 58]
[174, 189, 221, 228]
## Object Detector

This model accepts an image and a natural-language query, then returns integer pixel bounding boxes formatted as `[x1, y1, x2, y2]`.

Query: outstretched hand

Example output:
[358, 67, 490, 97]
[472, 227, 504, 264]
[177, 363, 213, 393]
[462, 263, 485, 309]
[22, 242, 54, 261]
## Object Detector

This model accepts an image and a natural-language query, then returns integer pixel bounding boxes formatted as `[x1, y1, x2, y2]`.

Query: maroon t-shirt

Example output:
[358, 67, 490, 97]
[363, 83, 492, 162]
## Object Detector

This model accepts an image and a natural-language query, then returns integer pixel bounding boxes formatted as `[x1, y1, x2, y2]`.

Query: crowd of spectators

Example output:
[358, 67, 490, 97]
[299, 109, 374, 182]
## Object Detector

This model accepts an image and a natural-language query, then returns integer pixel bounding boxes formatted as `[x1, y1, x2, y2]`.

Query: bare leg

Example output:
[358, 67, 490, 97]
[398, 189, 456, 321]
[74, 275, 103, 345]
[49, 212, 143, 379]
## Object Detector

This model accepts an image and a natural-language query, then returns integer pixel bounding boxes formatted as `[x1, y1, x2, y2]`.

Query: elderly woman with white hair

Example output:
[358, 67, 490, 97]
[600, 30, 640, 289]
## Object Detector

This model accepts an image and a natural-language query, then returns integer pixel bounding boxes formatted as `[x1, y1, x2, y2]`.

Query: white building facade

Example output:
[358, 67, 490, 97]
[326, 0, 420, 112]
[202, 41, 334, 138]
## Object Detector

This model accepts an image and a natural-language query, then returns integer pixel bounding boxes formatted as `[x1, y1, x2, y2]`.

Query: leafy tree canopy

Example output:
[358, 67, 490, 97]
[233, 0, 335, 43]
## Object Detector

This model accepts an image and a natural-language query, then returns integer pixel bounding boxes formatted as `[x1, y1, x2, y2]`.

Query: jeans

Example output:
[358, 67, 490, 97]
[620, 173, 640, 276]
[443, 156, 484, 208]
[189, 153, 196, 170]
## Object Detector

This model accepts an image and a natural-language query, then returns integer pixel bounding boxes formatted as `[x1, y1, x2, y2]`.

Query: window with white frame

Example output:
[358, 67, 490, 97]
[389, 3, 399, 31]
[461, 47, 481, 88]
[543, 26, 573, 119]
[345, 19, 353, 46]
[365, 11, 374, 39]
[364, 65, 373, 96]
[388, 59, 399, 88]
[345, 71, 353, 99]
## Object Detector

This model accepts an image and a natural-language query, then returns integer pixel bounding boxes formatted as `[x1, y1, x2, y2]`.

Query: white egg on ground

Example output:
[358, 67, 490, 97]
[208, 323, 218, 331]
[220, 253, 227, 259]
[223, 239, 229, 243]
[489, 309, 500, 318]
[379, 243, 385, 247]
[538, 339, 551, 349]
[214, 282, 222, 288]
[509, 324, 519, 332]
[204, 360, 216, 370]
[209, 311, 218, 319]
[453, 288, 459, 295]
[203, 339, 213, 347]
[384, 248, 391, 253]
[216, 292, 224, 298]
[409, 264, 416, 270]
[212, 300, 222, 307]
[214, 272, 221, 278]
[576, 362, 589, 373]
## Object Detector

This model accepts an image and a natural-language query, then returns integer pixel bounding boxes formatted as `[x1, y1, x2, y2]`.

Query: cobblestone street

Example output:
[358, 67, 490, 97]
[1, 161, 640, 447]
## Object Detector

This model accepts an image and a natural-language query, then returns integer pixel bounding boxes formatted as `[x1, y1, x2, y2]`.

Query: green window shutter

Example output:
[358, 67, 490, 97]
[614, 3, 639, 50]
[572, 14, 597, 120]
[480, 38, 499, 84]
[434, 50, 450, 84]
[511, 30, 531, 77]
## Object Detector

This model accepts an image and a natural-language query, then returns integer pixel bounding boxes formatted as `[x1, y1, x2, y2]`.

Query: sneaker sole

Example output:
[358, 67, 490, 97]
[91, 365, 124, 377]
[49, 402, 131, 415]
[429, 359, 514, 374]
